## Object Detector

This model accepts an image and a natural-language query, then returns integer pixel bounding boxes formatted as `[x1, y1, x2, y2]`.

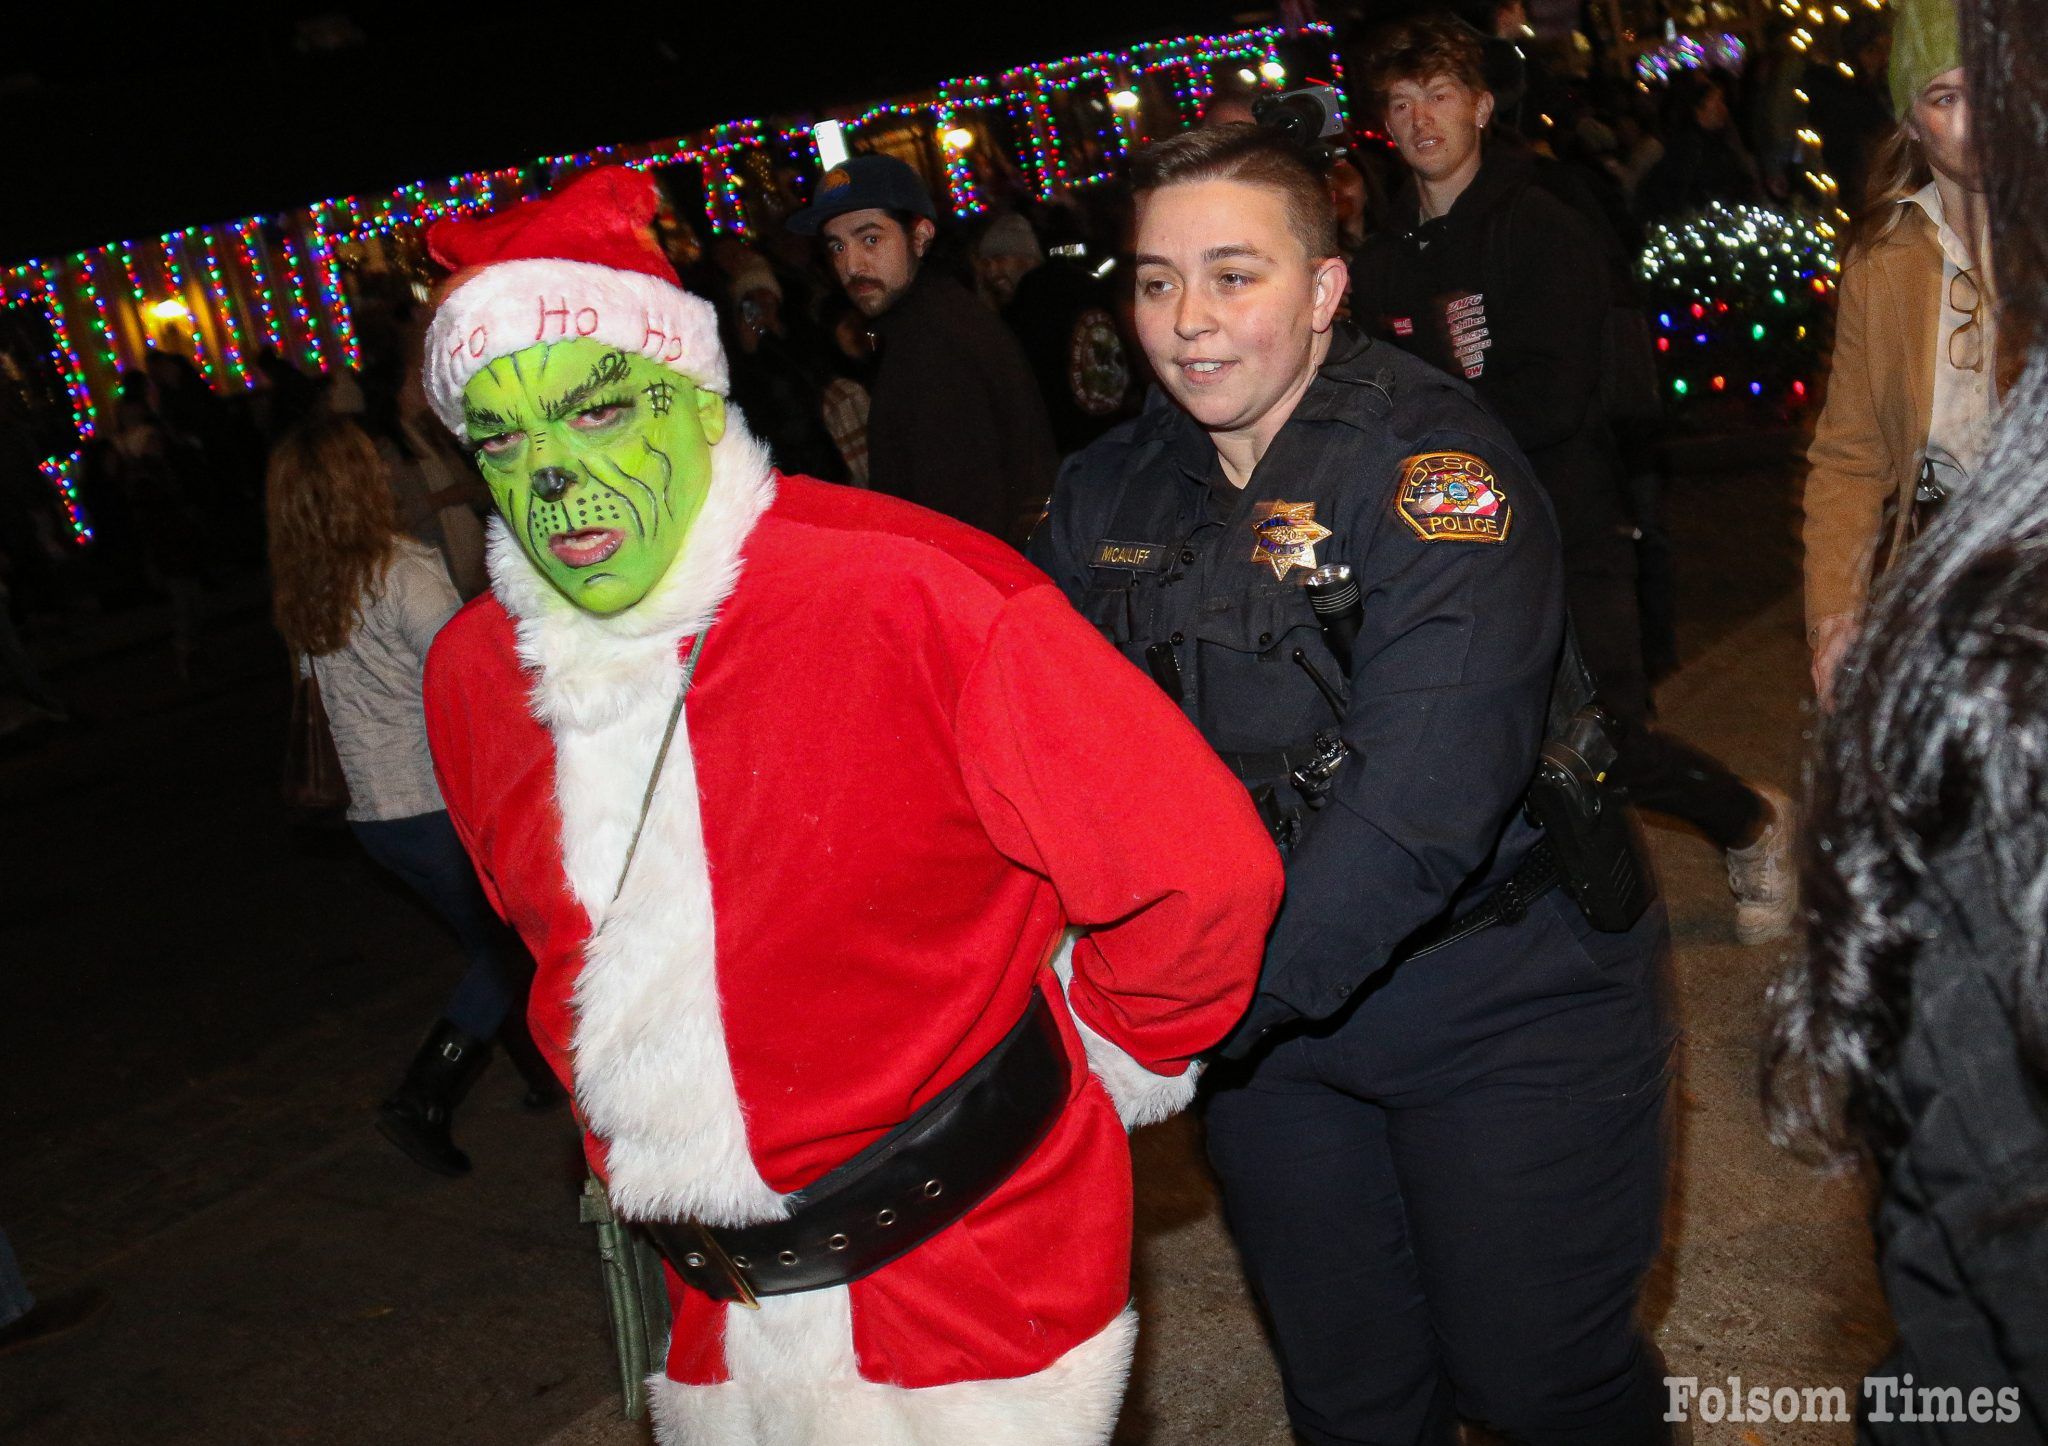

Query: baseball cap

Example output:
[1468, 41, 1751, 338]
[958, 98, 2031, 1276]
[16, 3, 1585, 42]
[977, 213, 1043, 263]
[787, 155, 938, 235]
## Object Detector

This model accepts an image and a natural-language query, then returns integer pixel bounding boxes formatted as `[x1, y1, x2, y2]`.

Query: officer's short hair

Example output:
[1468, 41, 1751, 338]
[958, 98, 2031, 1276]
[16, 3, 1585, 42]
[1364, 15, 1490, 101]
[1129, 125, 1340, 261]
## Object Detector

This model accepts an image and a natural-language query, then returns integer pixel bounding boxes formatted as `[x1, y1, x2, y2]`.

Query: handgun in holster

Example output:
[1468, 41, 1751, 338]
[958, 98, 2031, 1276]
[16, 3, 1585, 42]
[1524, 625, 1656, 932]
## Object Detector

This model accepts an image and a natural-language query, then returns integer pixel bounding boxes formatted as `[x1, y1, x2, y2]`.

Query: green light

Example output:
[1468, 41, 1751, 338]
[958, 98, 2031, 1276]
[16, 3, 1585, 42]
[1751, 323, 1766, 340]
[1673, 378, 1689, 396]
[1771, 288, 1787, 304]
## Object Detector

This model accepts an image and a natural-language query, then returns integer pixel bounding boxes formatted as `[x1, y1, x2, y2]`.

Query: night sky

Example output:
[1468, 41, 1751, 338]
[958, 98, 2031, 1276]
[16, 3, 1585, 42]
[3, 4, 1247, 265]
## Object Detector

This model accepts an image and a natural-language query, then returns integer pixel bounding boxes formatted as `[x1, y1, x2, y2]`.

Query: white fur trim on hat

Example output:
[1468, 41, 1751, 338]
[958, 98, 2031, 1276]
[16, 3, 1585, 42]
[424, 257, 727, 438]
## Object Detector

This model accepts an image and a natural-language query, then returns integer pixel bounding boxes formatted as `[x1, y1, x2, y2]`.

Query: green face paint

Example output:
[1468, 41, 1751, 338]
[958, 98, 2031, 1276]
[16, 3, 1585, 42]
[462, 339, 725, 615]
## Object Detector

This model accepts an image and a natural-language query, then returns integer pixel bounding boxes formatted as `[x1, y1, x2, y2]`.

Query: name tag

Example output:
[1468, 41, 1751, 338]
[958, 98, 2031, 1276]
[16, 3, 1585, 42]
[1091, 539, 1171, 572]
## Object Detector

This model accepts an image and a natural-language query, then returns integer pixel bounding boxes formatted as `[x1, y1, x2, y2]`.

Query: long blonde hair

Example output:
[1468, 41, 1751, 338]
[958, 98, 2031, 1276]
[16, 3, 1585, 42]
[1845, 121, 1934, 261]
[266, 415, 400, 657]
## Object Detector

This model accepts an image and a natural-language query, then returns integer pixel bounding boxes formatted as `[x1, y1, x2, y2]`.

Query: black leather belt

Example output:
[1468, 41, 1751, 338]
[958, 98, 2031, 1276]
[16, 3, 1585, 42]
[1393, 838, 1561, 963]
[640, 989, 1069, 1305]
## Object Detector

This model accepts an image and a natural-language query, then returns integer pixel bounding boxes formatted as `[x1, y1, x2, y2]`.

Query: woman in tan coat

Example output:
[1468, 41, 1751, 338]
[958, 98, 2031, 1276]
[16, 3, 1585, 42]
[1803, 2, 2002, 705]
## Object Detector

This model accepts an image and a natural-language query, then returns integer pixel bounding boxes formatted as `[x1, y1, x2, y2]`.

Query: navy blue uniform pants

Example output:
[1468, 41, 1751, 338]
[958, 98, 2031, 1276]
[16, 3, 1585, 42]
[1206, 891, 1675, 1445]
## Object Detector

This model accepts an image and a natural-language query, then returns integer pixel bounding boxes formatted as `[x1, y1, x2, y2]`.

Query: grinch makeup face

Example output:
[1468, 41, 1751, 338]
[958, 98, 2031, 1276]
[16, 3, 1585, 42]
[463, 339, 724, 614]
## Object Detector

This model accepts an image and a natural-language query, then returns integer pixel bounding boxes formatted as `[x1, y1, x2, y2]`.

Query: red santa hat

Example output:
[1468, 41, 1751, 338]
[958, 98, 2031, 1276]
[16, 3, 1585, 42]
[422, 167, 725, 437]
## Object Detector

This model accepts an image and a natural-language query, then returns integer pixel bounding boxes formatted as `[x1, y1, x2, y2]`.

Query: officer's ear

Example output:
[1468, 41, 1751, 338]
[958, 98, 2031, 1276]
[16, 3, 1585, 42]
[1308, 255, 1349, 334]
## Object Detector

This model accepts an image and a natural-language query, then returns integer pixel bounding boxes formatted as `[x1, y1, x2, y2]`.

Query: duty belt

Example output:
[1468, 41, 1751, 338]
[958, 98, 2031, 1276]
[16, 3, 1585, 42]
[639, 990, 1069, 1305]
[1392, 838, 1562, 963]
[1219, 744, 1337, 785]
[1225, 734, 1562, 955]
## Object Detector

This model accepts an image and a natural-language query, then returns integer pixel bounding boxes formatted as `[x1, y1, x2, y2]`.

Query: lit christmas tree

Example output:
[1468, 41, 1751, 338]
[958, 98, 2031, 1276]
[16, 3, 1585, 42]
[1637, 201, 1839, 415]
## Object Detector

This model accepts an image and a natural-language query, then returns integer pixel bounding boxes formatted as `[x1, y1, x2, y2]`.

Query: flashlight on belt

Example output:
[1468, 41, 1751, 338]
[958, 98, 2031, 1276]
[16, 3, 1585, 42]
[1303, 563, 1362, 677]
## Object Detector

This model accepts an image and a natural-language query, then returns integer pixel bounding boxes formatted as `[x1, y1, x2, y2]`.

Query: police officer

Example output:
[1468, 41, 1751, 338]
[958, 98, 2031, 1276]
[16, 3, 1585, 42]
[1031, 125, 1676, 1444]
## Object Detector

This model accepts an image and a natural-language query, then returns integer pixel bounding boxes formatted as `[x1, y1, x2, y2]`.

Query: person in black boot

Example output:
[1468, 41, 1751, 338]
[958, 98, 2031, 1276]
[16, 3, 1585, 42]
[378, 1020, 494, 1176]
[265, 419, 551, 1176]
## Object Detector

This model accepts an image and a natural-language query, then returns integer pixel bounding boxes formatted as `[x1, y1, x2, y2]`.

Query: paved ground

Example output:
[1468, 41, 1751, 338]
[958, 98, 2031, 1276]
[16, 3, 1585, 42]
[0, 451, 1888, 1445]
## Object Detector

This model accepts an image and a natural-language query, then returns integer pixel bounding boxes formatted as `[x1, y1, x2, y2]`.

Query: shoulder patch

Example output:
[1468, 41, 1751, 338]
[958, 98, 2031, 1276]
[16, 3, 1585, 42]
[1395, 452, 1511, 544]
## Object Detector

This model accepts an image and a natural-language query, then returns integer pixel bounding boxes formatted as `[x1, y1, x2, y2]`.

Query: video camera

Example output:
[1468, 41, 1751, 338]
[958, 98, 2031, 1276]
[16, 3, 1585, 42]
[1253, 85, 1349, 156]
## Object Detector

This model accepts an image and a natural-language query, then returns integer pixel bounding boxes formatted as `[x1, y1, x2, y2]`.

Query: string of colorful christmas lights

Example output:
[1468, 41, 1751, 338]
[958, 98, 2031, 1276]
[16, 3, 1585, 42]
[3, 285, 93, 542]
[114, 242, 156, 352]
[235, 221, 283, 353]
[305, 209, 360, 370]
[33, 265, 95, 440]
[0, 21, 1336, 545]
[158, 233, 219, 385]
[198, 227, 255, 388]
[272, 228, 325, 374]
[1633, 33, 1747, 85]
[74, 251, 123, 377]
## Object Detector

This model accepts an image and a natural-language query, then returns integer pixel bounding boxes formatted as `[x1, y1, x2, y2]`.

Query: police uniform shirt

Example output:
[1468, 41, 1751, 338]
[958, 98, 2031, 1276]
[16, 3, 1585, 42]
[1030, 328, 1565, 1043]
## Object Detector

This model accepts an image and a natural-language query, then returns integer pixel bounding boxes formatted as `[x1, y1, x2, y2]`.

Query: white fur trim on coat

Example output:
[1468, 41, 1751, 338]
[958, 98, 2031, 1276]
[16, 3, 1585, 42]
[646, 1291, 1136, 1445]
[424, 257, 727, 437]
[494, 415, 787, 1226]
[1050, 933, 1202, 1131]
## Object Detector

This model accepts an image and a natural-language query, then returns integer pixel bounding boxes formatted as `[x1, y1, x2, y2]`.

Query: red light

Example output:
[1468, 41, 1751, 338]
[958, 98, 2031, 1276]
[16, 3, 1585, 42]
[1792, 380, 1808, 398]
[1711, 375, 1726, 391]
[1715, 301, 1729, 313]
[1657, 337, 1670, 352]
[1690, 303, 1706, 319]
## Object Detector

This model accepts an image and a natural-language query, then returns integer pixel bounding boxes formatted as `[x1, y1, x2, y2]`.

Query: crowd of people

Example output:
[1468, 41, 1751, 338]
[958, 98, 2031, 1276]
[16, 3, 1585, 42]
[1, 0, 2042, 1440]
[0, 1, 1851, 714]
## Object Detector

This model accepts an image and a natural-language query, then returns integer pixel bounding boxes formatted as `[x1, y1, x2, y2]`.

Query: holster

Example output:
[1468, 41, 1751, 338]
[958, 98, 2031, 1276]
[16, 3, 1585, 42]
[1530, 624, 1655, 933]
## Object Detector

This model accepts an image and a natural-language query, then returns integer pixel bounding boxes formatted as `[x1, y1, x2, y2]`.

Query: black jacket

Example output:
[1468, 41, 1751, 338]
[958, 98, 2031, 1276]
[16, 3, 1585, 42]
[727, 331, 847, 484]
[1030, 328, 1565, 1047]
[1861, 837, 2048, 1441]
[1349, 153, 1624, 554]
[867, 268, 1058, 547]
[1001, 259, 1134, 456]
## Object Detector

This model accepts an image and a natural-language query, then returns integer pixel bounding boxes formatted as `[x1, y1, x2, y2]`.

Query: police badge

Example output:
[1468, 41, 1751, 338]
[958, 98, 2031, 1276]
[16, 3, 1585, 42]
[1250, 501, 1334, 580]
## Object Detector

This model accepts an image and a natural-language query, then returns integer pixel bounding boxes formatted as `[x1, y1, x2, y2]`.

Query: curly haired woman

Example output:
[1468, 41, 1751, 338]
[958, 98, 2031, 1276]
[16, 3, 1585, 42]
[268, 416, 554, 1175]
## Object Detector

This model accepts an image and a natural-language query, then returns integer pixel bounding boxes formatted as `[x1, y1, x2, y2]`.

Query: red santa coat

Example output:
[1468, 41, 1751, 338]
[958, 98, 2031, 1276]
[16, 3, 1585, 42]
[422, 422, 1281, 1444]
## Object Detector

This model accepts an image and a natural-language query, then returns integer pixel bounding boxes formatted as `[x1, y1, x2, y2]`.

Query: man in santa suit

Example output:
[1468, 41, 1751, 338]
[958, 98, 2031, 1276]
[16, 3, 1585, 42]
[416, 167, 1282, 1444]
